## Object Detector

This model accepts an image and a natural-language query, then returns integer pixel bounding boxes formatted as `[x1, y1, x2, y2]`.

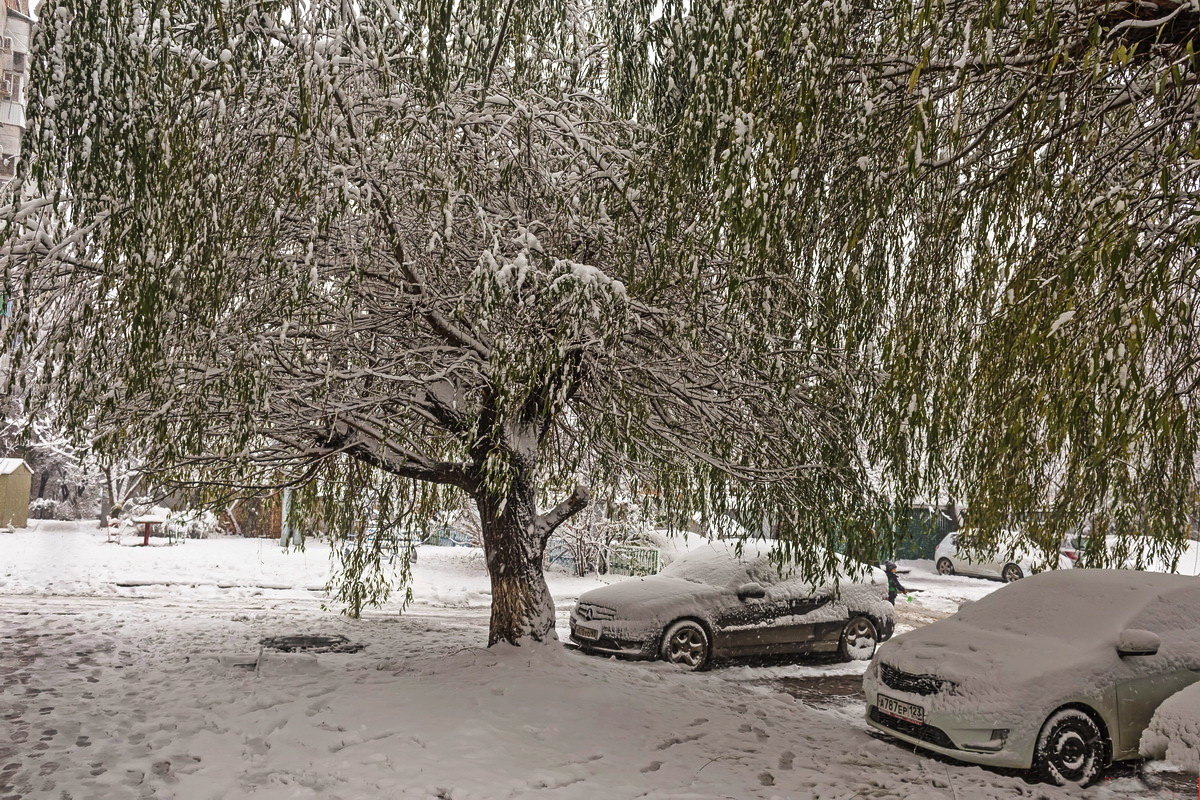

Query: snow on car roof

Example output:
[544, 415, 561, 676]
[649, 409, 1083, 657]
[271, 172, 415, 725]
[953, 568, 1200, 639]
[881, 569, 1200, 695]
[659, 539, 877, 588]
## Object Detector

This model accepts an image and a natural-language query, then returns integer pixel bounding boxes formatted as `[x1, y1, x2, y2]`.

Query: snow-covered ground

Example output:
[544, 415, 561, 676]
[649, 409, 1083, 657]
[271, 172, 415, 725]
[0, 522, 1191, 799]
[0, 520, 613, 610]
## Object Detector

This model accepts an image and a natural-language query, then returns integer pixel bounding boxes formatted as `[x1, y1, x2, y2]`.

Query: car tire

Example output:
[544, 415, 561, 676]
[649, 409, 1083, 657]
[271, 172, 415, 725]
[936, 557, 955, 575]
[660, 620, 711, 671]
[837, 616, 879, 661]
[1002, 563, 1024, 583]
[1033, 708, 1107, 787]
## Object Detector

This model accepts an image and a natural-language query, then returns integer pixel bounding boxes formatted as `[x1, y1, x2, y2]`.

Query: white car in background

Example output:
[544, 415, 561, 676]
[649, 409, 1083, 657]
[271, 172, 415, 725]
[1062, 534, 1200, 576]
[934, 530, 1070, 582]
[864, 570, 1200, 786]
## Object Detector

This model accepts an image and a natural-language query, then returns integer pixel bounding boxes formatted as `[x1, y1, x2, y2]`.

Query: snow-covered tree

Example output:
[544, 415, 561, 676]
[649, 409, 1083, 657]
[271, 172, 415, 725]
[7, 0, 881, 645]
[607, 0, 1200, 562]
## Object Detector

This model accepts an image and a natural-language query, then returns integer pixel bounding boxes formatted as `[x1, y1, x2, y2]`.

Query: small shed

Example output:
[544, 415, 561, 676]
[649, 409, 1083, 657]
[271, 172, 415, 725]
[0, 458, 32, 528]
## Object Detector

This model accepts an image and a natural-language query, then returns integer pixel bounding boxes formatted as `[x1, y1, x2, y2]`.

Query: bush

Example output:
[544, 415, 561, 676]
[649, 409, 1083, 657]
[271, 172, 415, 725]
[166, 509, 225, 539]
[28, 497, 74, 520]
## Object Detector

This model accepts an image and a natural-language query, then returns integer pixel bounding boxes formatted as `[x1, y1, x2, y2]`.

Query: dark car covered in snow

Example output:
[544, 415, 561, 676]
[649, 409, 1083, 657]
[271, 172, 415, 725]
[568, 541, 895, 670]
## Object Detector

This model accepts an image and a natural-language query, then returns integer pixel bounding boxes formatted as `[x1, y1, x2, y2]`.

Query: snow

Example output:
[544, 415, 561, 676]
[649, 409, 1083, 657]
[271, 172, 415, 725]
[0, 522, 1186, 799]
[1099, 537, 1200, 576]
[0, 520, 613, 609]
[658, 539, 783, 587]
[0, 457, 30, 474]
[875, 570, 1200, 715]
[0, 595, 1116, 800]
[1142, 683, 1200, 773]
[634, 528, 709, 566]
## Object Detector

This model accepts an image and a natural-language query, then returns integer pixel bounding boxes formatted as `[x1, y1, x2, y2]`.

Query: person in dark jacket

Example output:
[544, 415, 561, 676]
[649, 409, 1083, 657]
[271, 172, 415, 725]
[884, 561, 906, 605]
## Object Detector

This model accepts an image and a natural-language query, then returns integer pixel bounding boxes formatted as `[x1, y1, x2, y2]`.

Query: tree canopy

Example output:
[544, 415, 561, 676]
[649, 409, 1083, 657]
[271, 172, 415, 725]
[5, 0, 1200, 641]
[606, 0, 1200, 563]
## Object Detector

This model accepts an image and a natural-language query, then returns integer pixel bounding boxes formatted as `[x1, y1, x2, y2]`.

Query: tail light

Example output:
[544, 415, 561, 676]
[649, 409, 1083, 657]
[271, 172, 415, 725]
[1061, 549, 1078, 561]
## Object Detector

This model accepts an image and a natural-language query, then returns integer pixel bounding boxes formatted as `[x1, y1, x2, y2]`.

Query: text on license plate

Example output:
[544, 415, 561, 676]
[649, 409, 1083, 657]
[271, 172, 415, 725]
[574, 624, 601, 641]
[878, 693, 925, 725]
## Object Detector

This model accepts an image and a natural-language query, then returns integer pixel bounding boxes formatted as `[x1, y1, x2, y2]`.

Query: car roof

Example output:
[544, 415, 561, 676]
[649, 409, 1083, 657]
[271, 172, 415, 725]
[954, 568, 1200, 638]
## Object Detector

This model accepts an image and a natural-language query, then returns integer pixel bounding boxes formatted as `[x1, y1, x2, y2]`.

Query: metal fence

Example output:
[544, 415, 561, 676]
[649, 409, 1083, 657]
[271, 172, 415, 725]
[609, 545, 662, 577]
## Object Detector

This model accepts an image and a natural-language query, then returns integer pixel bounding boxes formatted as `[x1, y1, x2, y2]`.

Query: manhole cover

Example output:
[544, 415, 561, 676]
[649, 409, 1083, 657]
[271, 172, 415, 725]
[259, 634, 365, 654]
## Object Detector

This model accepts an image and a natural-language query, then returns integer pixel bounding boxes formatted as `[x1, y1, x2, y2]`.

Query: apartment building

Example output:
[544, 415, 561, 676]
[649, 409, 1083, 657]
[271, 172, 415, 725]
[0, 0, 30, 180]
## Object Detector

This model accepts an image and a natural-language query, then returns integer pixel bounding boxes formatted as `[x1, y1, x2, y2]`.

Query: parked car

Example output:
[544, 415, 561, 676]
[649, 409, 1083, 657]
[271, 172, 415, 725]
[568, 541, 895, 670]
[863, 569, 1200, 786]
[1062, 534, 1200, 575]
[933, 529, 1070, 582]
[341, 524, 422, 564]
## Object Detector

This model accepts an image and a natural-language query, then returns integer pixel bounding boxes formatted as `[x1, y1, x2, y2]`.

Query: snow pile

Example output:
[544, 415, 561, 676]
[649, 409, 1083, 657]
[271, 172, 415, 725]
[1142, 683, 1200, 773]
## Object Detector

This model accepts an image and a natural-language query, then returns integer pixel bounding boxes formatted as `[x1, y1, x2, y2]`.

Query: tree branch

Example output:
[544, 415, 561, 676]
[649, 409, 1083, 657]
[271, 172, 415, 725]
[325, 422, 476, 491]
[534, 484, 591, 542]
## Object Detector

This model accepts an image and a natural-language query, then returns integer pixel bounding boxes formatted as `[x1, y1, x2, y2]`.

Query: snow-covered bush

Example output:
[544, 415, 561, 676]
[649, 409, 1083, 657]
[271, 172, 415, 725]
[28, 497, 74, 520]
[1141, 683, 1200, 774]
[166, 509, 225, 539]
[545, 503, 652, 576]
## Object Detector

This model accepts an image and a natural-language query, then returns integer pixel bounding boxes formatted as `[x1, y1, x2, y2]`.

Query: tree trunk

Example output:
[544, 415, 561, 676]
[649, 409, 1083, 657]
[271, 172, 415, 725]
[476, 474, 556, 646]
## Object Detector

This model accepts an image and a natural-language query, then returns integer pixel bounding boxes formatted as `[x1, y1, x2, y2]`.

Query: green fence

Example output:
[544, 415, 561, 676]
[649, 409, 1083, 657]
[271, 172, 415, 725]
[891, 506, 960, 560]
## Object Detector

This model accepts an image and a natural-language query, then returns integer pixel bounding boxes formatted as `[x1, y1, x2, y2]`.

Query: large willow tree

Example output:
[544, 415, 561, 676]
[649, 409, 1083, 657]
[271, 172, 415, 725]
[5, 0, 882, 644]
[8, 0, 1200, 646]
[606, 0, 1200, 565]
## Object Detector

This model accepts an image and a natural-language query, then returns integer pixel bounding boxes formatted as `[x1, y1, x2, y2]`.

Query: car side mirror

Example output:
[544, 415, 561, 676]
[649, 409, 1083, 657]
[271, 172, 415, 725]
[1117, 629, 1160, 657]
[737, 582, 766, 600]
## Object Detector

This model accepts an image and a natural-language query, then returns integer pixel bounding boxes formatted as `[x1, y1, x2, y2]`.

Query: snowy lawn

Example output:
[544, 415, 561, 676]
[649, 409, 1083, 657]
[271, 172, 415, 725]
[0, 524, 1192, 799]
[0, 595, 1180, 800]
[0, 521, 613, 610]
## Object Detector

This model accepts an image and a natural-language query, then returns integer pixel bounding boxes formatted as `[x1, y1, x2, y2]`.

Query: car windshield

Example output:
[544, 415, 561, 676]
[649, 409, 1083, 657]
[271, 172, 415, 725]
[953, 572, 1173, 640]
[660, 542, 781, 587]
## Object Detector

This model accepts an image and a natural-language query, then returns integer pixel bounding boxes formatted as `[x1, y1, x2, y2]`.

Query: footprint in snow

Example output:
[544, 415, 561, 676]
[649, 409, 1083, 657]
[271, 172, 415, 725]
[758, 772, 775, 786]
[655, 732, 706, 750]
[778, 751, 794, 770]
[640, 761, 663, 773]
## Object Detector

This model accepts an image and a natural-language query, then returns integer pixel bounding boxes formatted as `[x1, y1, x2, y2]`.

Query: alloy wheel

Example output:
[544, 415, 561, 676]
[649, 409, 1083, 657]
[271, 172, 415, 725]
[663, 623, 709, 669]
[839, 616, 878, 661]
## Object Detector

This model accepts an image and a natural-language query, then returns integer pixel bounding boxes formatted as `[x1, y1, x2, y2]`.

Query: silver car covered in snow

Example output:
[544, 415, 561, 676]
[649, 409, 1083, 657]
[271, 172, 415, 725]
[864, 569, 1200, 786]
[569, 541, 895, 670]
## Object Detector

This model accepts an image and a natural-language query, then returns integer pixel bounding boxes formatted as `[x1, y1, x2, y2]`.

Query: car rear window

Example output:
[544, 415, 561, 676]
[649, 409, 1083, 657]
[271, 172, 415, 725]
[661, 544, 781, 587]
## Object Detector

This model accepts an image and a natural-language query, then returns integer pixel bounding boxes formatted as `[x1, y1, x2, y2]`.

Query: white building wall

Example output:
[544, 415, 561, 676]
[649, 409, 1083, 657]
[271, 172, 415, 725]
[0, 4, 30, 179]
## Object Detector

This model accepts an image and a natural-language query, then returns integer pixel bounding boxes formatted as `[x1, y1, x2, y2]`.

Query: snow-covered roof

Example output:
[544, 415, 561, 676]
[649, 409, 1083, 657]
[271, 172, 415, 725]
[0, 458, 30, 475]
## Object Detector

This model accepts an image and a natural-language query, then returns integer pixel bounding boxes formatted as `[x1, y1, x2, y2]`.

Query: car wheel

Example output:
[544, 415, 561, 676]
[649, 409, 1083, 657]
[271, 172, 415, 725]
[661, 620, 711, 671]
[1002, 563, 1024, 583]
[936, 557, 955, 575]
[1034, 708, 1107, 787]
[837, 616, 878, 661]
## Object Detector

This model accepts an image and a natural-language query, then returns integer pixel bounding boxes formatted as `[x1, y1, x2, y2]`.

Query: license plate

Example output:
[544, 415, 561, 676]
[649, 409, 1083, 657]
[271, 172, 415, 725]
[574, 624, 601, 641]
[878, 693, 925, 725]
